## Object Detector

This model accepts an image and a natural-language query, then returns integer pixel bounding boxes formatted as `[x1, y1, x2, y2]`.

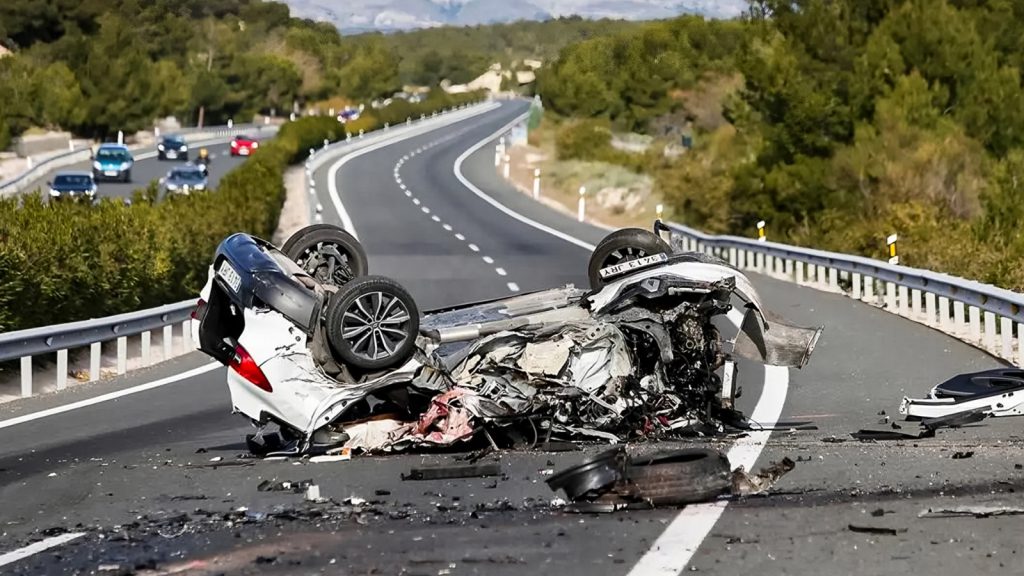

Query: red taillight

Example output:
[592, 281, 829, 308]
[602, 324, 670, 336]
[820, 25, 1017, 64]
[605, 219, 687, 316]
[191, 298, 206, 320]
[229, 344, 273, 392]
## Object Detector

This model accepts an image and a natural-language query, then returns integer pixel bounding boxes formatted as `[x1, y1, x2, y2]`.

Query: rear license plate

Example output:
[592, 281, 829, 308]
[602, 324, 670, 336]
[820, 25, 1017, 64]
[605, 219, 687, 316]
[217, 260, 242, 292]
[599, 253, 669, 279]
[104, 170, 118, 177]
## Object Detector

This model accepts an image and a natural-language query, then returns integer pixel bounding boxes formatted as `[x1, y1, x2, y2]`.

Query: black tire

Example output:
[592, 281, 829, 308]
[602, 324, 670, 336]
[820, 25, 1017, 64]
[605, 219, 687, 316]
[284, 225, 368, 287]
[324, 276, 419, 371]
[587, 228, 672, 290]
[123, 170, 131, 183]
[625, 448, 732, 506]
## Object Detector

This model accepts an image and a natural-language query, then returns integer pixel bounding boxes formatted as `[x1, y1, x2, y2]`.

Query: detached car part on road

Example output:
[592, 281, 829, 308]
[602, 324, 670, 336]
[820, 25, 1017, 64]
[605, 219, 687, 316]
[900, 368, 1024, 419]
[192, 224, 823, 456]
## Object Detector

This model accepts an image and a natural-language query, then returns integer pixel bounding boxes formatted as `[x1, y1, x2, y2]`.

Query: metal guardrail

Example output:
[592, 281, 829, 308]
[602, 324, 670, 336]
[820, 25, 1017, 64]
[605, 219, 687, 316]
[666, 222, 1024, 365]
[0, 123, 270, 196]
[0, 102, 488, 398]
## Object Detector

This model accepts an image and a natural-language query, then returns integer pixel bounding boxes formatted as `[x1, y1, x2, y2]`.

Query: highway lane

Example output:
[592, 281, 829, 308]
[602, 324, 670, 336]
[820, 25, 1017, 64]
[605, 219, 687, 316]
[32, 135, 264, 203]
[0, 100, 1018, 575]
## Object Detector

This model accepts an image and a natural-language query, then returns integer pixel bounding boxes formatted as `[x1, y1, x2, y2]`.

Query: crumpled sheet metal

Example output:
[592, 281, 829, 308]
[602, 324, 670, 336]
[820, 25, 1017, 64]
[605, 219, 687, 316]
[734, 307, 823, 369]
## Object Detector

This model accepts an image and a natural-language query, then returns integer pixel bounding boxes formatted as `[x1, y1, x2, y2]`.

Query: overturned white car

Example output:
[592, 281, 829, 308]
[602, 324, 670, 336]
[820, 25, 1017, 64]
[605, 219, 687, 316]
[192, 224, 822, 456]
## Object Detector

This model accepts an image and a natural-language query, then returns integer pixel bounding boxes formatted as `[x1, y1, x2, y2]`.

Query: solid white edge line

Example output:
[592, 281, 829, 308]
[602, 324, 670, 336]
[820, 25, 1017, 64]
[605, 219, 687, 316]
[453, 118, 789, 575]
[0, 363, 221, 430]
[0, 532, 86, 568]
[452, 112, 597, 252]
[325, 102, 500, 239]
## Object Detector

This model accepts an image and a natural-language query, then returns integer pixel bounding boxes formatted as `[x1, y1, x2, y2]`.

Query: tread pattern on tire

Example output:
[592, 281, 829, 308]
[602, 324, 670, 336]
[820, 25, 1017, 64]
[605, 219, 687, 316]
[588, 228, 673, 290]
[284, 225, 368, 279]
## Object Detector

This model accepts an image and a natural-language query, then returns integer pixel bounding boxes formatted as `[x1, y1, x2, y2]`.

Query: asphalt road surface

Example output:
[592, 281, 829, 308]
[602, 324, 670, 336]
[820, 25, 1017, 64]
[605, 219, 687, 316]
[0, 100, 1017, 576]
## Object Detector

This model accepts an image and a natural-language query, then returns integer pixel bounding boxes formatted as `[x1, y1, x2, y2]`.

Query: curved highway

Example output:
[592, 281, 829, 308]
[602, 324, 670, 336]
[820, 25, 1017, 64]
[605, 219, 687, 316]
[0, 101, 1014, 576]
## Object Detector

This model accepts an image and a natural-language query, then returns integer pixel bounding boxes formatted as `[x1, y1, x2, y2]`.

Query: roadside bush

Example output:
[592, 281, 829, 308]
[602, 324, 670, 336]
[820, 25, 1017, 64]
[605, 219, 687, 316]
[0, 96, 482, 332]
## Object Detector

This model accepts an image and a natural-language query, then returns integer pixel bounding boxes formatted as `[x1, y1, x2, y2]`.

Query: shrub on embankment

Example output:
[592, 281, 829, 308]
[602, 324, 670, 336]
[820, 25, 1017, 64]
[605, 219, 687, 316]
[0, 91, 483, 332]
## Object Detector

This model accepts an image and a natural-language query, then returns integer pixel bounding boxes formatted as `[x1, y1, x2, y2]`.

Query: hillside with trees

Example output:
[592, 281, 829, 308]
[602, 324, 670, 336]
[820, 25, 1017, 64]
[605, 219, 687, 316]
[536, 0, 1024, 289]
[0, 0, 642, 148]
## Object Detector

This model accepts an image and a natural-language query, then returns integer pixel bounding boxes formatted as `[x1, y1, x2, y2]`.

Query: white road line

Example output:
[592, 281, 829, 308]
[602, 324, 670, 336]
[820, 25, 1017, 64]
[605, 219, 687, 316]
[412, 198, 421, 205]
[399, 183, 406, 190]
[325, 102, 499, 238]
[431, 215, 441, 222]
[507, 282, 520, 292]
[421, 206, 430, 214]
[455, 233, 466, 241]
[443, 224, 453, 231]
[452, 113, 599, 251]
[452, 118, 788, 574]
[0, 363, 220, 430]
[405, 190, 412, 197]
[495, 267, 507, 276]
[0, 532, 86, 568]
[467, 243, 480, 252]
[483, 256, 494, 264]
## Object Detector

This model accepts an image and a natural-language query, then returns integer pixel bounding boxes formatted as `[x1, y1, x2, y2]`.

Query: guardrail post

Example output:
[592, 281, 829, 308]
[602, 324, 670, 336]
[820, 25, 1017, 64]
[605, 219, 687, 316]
[164, 325, 173, 360]
[783, 258, 793, 279]
[852, 272, 862, 299]
[1019, 323, 1024, 365]
[117, 336, 128, 375]
[57, 349, 68, 390]
[968, 306, 981, 342]
[181, 321, 191, 352]
[20, 356, 32, 397]
[984, 311, 997, 352]
[828, 268, 838, 291]
[897, 285, 909, 317]
[924, 292, 936, 326]
[885, 282, 897, 311]
[864, 276, 874, 302]
[911, 289, 922, 319]
[953, 301, 966, 335]
[142, 331, 152, 366]
[90, 342, 101, 381]
[938, 296, 950, 330]
[795, 261, 804, 285]
[1001, 317, 1013, 359]
[728, 247, 737, 267]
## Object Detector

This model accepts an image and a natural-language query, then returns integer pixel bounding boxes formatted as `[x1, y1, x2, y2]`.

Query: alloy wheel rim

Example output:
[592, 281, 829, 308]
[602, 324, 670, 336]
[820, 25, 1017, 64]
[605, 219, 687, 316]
[340, 291, 411, 361]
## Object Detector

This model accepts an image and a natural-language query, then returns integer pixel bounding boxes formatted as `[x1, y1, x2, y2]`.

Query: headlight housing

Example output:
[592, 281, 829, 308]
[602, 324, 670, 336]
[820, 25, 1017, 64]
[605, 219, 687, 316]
[167, 184, 179, 190]
[158, 144, 165, 150]
[120, 162, 130, 170]
[92, 161, 102, 170]
[49, 189, 60, 197]
[180, 145, 188, 151]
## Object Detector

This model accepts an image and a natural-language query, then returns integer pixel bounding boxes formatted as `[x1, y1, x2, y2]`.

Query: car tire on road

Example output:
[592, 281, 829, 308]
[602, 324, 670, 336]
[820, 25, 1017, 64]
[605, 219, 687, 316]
[123, 170, 132, 183]
[587, 228, 672, 290]
[624, 448, 732, 506]
[283, 224, 368, 286]
[324, 275, 420, 371]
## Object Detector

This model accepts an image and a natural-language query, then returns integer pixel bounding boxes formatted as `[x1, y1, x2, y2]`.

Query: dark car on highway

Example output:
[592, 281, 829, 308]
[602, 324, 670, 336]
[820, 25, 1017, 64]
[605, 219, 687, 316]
[161, 164, 209, 196]
[48, 171, 97, 202]
[158, 134, 189, 161]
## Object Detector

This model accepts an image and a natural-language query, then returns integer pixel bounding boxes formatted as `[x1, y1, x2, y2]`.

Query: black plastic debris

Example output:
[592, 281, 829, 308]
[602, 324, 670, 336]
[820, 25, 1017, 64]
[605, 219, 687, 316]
[921, 408, 988, 432]
[257, 479, 314, 493]
[848, 524, 907, 536]
[402, 463, 503, 481]
[919, 506, 1024, 518]
[951, 451, 975, 459]
[821, 436, 847, 443]
[851, 429, 928, 441]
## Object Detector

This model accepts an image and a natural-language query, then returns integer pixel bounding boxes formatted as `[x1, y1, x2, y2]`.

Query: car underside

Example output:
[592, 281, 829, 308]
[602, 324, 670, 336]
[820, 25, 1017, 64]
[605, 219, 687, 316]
[193, 224, 823, 456]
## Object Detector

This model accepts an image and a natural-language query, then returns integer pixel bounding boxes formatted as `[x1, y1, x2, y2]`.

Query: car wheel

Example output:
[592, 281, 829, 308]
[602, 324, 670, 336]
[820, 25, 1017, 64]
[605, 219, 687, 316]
[123, 170, 131, 183]
[324, 276, 419, 371]
[284, 225, 368, 287]
[623, 448, 732, 506]
[587, 228, 672, 290]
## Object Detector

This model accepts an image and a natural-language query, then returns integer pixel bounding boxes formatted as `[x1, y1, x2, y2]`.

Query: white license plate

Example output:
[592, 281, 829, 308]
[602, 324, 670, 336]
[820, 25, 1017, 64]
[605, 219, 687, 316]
[104, 170, 118, 176]
[599, 253, 669, 279]
[217, 260, 242, 292]
[167, 151, 177, 158]
[240, 148, 250, 155]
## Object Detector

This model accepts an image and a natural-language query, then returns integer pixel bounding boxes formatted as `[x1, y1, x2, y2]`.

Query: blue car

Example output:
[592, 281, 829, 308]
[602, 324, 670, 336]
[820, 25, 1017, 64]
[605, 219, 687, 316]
[48, 171, 97, 202]
[92, 143, 134, 182]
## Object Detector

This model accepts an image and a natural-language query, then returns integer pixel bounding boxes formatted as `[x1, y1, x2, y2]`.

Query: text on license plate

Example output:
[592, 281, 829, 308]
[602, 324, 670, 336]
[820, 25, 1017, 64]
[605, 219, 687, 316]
[104, 170, 118, 176]
[599, 253, 669, 279]
[217, 260, 242, 292]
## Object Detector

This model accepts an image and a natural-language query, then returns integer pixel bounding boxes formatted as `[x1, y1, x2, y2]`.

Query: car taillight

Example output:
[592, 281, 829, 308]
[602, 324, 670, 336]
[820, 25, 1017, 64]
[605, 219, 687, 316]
[191, 298, 206, 320]
[229, 344, 273, 392]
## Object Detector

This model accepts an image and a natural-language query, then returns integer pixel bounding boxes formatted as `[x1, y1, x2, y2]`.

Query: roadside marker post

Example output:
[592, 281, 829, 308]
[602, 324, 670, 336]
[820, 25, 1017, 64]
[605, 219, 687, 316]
[227, 119, 233, 129]
[887, 233, 899, 265]
[503, 154, 511, 179]
[323, 139, 329, 149]
[359, 129, 364, 138]
[533, 168, 540, 200]
[117, 130, 124, 145]
[757, 220, 766, 242]
[578, 186, 586, 222]
[494, 145, 501, 167]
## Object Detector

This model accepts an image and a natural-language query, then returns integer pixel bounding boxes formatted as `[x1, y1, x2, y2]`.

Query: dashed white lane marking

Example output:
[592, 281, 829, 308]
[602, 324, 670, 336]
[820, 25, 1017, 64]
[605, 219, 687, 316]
[0, 532, 87, 568]
[394, 132, 518, 292]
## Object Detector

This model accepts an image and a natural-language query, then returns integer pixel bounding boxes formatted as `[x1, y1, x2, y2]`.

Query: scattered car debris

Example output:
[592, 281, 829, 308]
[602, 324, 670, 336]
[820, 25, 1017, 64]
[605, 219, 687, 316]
[848, 524, 907, 536]
[919, 505, 1024, 518]
[545, 446, 796, 511]
[821, 436, 847, 443]
[402, 463, 503, 481]
[951, 451, 975, 459]
[304, 484, 322, 502]
[921, 408, 988, 431]
[900, 369, 1023, 419]
[851, 429, 927, 441]
[257, 479, 314, 493]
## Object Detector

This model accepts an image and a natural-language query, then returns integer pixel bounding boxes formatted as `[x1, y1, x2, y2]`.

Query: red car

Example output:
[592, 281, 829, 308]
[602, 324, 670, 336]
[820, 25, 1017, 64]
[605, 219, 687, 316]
[230, 135, 259, 156]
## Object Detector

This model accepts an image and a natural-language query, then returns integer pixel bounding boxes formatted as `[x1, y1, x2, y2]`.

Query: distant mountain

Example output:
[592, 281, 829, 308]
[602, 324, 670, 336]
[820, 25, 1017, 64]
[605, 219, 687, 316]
[282, 0, 746, 33]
